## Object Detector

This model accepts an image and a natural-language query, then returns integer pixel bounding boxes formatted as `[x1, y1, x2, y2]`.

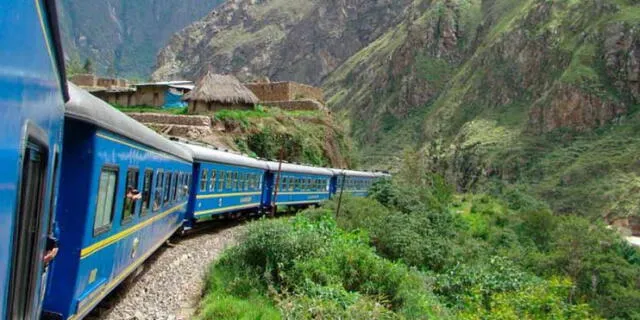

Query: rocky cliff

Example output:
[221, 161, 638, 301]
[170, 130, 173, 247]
[58, 0, 223, 78]
[152, 0, 413, 83]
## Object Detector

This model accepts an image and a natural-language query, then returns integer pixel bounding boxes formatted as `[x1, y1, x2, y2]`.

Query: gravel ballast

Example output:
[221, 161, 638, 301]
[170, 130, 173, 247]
[86, 222, 245, 320]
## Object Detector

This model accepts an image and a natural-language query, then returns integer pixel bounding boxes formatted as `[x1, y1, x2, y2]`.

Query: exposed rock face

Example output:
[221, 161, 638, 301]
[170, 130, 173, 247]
[152, 0, 413, 84]
[58, 0, 223, 78]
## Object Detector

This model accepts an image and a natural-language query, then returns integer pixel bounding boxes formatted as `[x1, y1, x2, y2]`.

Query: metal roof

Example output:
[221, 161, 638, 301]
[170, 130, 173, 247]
[264, 161, 334, 176]
[176, 142, 268, 170]
[136, 80, 194, 87]
[169, 84, 195, 90]
[65, 83, 193, 162]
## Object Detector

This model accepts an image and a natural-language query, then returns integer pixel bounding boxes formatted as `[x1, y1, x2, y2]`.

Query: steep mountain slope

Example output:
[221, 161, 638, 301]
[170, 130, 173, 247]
[152, 0, 413, 83]
[58, 0, 223, 78]
[324, 0, 640, 220]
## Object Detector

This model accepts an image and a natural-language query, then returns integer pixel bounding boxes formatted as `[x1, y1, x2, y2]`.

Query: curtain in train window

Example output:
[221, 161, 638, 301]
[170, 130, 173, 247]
[142, 170, 153, 216]
[154, 170, 163, 211]
[209, 170, 216, 192]
[95, 167, 118, 233]
[200, 169, 208, 192]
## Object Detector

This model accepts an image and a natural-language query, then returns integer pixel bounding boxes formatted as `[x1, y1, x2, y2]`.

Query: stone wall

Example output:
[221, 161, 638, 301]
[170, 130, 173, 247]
[70, 74, 98, 87]
[189, 101, 253, 114]
[265, 99, 327, 112]
[289, 82, 324, 103]
[244, 82, 325, 103]
[127, 113, 211, 126]
[244, 82, 291, 101]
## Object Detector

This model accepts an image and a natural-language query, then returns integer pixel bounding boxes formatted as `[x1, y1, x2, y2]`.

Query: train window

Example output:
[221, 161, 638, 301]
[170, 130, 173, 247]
[94, 166, 118, 235]
[218, 171, 225, 191]
[200, 169, 208, 192]
[224, 171, 231, 190]
[171, 172, 178, 202]
[154, 170, 163, 211]
[177, 173, 184, 198]
[243, 173, 249, 191]
[9, 141, 48, 318]
[121, 168, 139, 224]
[141, 169, 153, 216]
[232, 172, 238, 191]
[163, 172, 171, 203]
[210, 170, 217, 192]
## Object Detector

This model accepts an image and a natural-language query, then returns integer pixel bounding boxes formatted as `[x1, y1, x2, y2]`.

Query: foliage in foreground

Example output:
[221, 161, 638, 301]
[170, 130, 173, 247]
[198, 162, 640, 319]
[198, 215, 447, 319]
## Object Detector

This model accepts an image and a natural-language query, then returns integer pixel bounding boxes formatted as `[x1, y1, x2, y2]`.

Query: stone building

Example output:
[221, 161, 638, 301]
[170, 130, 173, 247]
[184, 72, 259, 114]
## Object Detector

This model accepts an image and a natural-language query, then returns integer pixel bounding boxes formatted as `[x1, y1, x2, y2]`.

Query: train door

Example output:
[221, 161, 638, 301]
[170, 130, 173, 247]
[7, 141, 49, 319]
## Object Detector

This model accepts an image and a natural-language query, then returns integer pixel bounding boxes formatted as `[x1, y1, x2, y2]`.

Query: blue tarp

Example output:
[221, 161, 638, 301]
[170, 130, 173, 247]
[164, 88, 187, 108]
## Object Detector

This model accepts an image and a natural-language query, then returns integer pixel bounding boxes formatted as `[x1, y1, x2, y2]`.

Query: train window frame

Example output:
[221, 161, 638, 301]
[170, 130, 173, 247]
[243, 173, 248, 191]
[94, 165, 119, 236]
[141, 169, 153, 216]
[177, 173, 183, 199]
[163, 172, 171, 204]
[153, 170, 164, 212]
[200, 169, 208, 192]
[171, 172, 178, 202]
[218, 170, 224, 191]
[121, 167, 140, 225]
[231, 171, 237, 191]
[224, 171, 231, 190]
[209, 170, 217, 192]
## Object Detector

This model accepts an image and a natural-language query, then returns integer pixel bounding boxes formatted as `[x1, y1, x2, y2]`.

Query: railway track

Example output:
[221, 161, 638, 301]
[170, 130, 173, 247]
[85, 219, 247, 320]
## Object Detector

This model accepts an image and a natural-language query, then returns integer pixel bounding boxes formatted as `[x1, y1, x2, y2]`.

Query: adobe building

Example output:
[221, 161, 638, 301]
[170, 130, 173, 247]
[135, 81, 194, 108]
[184, 72, 259, 114]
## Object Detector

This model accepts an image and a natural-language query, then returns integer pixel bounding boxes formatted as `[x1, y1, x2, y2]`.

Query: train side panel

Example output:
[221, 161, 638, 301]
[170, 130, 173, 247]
[0, 0, 65, 318]
[44, 125, 191, 319]
[192, 162, 265, 222]
[271, 173, 332, 207]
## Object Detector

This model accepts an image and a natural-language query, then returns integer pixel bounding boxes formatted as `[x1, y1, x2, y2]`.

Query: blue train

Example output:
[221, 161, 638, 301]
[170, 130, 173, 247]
[1, 5, 389, 319]
[32, 84, 389, 319]
[0, 0, 67, 319]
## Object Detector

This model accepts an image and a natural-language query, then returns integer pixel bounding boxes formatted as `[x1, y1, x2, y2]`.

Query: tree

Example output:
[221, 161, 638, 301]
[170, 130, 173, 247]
[82, 58, 94, 74]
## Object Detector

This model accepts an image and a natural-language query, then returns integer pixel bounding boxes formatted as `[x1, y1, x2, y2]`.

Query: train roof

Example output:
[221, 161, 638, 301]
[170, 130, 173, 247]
[65, 83, 193, 162]
[264, 161, 334, 176]
[176, 142, 268, 170]
[330, 169, 382, 178]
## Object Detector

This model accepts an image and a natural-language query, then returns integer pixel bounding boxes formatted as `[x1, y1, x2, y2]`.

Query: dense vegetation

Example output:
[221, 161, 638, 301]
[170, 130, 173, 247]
[211, 107, 355, 168]
[197, 153, 640, 319]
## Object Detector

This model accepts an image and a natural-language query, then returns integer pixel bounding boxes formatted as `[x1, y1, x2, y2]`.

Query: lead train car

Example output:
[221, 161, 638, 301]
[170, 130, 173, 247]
[0, 0, 67, 318]
[177, 142, 268, 224]
[42, 84, 193, 319]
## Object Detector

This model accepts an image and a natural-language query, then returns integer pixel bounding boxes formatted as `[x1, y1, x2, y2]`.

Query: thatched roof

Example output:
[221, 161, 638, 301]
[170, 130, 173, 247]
[183, 72, 259, 104]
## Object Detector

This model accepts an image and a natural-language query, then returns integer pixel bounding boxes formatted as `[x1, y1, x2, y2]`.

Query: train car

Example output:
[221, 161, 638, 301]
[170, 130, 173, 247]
[42, 84, 193, 319]
[264, 162, 334, 209]
[177, 142, 268, 224]
[0, 0, 67, 318]
[332, 170, 381, 198]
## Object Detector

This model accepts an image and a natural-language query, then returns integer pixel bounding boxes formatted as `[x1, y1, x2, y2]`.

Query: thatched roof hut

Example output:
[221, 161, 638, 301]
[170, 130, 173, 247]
[184, 72, 258, 113]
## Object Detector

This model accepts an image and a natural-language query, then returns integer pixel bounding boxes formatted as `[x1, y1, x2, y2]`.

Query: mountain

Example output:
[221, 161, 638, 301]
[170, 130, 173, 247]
[57, 0, 223, 78]
[152, 0, 414, 83]
[153, 0, 639, 221]
[324, 0, 640, 221]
